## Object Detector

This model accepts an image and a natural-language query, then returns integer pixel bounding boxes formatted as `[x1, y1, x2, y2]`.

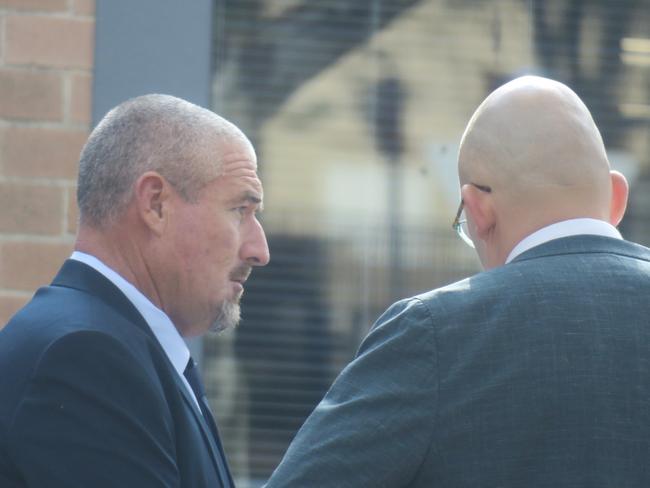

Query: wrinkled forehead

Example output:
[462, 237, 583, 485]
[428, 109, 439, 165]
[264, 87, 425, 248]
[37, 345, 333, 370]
[220, 143, 259, 176]
[218, 142, 263, 194]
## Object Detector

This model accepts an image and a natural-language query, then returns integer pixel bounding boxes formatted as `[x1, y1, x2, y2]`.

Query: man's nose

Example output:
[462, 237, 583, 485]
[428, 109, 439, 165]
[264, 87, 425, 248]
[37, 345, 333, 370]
[241, 217, 270, 266]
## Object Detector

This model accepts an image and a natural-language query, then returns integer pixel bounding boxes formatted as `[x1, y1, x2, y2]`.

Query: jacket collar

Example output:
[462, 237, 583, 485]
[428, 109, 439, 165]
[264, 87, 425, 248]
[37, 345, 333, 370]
[51, 259, 153, 337]
[511, 235, 650, 265]
[506, 219, 622, 264]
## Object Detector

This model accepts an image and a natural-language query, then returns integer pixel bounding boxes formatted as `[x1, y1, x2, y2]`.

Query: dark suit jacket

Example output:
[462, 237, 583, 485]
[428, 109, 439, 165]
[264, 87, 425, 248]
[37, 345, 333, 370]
[0, 260, 231, 488]
[265, 235, 650, 487]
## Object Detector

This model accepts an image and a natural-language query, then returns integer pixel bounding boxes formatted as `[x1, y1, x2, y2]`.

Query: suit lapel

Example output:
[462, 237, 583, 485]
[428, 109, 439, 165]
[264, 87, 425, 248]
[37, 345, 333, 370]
[173, 369, 232, 486]
[51, 260, 231, 485]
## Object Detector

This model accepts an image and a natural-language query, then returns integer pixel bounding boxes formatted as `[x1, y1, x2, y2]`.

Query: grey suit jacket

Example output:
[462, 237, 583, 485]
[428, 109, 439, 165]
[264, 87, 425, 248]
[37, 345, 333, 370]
[265, 235, 650, 487]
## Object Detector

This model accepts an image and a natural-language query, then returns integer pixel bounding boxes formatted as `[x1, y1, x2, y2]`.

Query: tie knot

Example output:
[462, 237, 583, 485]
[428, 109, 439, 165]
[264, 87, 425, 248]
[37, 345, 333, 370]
[183, 358, 206, 399]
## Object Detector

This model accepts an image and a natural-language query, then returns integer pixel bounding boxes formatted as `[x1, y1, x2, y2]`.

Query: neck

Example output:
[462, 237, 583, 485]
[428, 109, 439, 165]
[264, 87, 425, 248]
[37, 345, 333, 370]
[75, 222, 162, 309]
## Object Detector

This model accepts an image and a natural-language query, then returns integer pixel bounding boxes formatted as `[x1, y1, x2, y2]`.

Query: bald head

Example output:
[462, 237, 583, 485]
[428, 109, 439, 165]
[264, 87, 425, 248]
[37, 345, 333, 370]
[460, 76, 610, 204]
[77, 94, 253, 227]
[457, 76, 628, 268]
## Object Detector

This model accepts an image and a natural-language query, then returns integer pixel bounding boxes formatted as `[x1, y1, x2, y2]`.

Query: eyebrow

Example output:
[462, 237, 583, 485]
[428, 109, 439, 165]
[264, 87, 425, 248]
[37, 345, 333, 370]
[235, 191, 264, 211]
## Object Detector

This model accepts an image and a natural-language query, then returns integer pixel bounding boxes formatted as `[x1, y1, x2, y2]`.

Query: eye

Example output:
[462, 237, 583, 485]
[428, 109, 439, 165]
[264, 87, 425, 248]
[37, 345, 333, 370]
[232, 206, 250, 218]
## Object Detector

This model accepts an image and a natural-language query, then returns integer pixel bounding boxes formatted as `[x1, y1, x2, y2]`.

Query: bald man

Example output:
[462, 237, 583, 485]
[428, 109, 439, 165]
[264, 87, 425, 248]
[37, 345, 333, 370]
[264, 76, 650, 487]
[0, 95, 269, 487]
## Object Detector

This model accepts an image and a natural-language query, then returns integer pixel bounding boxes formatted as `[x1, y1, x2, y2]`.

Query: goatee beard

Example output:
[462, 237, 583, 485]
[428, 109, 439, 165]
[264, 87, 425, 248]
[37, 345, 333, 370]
[209, 299, 241, 333]
[210, 264, 250, 333]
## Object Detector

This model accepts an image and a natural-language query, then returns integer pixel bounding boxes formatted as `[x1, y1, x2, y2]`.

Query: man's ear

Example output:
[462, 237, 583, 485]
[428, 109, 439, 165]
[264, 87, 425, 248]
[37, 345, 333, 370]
[609, 170, 629, 227]
[461, 184, 495, 241]
[134, 171, 170, 236]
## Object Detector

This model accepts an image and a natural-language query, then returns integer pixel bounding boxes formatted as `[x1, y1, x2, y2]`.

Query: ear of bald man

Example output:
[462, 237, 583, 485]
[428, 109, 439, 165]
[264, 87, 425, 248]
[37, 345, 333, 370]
[461, 183, 495, 242]
[609, 169, 629, 227]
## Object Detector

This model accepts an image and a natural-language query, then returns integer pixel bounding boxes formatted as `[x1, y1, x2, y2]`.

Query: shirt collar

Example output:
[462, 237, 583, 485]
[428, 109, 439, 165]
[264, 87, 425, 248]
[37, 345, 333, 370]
[69, 251, 190, 379]
[505, 218, 622, 264]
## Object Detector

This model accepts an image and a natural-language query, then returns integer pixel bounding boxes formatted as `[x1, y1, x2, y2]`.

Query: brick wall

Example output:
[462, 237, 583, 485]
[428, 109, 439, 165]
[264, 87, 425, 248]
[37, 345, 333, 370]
[0, 0, 94, 324]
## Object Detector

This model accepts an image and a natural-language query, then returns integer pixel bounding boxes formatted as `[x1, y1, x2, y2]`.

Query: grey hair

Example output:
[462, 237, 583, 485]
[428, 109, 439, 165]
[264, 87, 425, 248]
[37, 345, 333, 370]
[77, 94, 250, 227]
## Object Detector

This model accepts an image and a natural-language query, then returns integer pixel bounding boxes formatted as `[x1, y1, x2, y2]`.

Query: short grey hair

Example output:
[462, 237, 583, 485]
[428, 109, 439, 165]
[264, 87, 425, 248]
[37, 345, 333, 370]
[77, 94, 250, 227]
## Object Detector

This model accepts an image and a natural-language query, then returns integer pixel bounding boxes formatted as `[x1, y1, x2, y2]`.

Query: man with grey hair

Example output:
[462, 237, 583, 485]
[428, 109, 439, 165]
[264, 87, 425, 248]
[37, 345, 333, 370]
[0, 94, 269, 487]
[265, 76, 650, 487]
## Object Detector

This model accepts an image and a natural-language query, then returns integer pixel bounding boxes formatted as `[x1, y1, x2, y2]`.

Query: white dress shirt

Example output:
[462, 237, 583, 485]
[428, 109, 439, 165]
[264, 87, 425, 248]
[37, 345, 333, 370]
[70, 251, 199, 407]
[505, 218, 622, 264]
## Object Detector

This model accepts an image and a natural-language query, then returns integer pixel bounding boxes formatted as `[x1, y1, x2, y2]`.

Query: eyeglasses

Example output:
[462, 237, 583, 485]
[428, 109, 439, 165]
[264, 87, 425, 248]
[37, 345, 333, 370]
[452, 183, 492, 248]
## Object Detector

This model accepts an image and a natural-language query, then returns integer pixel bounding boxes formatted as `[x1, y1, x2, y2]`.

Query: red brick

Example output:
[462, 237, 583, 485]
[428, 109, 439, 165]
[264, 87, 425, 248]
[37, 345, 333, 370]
[0, 0, 67, 12]
[0, 294, 30, 326]
[0, 241, 71, 292]
[70, 72, 92, 125]
[74, 0, 95, 16]
[0, 68, 62, 121]
[0, 182, 63, 234]
[6, 15, 94, 69]
[2, 127, 86, 179]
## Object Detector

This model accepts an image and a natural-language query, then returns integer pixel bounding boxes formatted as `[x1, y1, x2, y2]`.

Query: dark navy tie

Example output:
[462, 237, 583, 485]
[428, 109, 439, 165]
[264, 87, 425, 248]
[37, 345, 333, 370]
[184, 358, 233, 488]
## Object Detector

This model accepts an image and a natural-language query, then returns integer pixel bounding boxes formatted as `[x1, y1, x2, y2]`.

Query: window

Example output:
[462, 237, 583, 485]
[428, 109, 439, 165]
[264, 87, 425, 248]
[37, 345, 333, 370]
[203, 1, 650, 485]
